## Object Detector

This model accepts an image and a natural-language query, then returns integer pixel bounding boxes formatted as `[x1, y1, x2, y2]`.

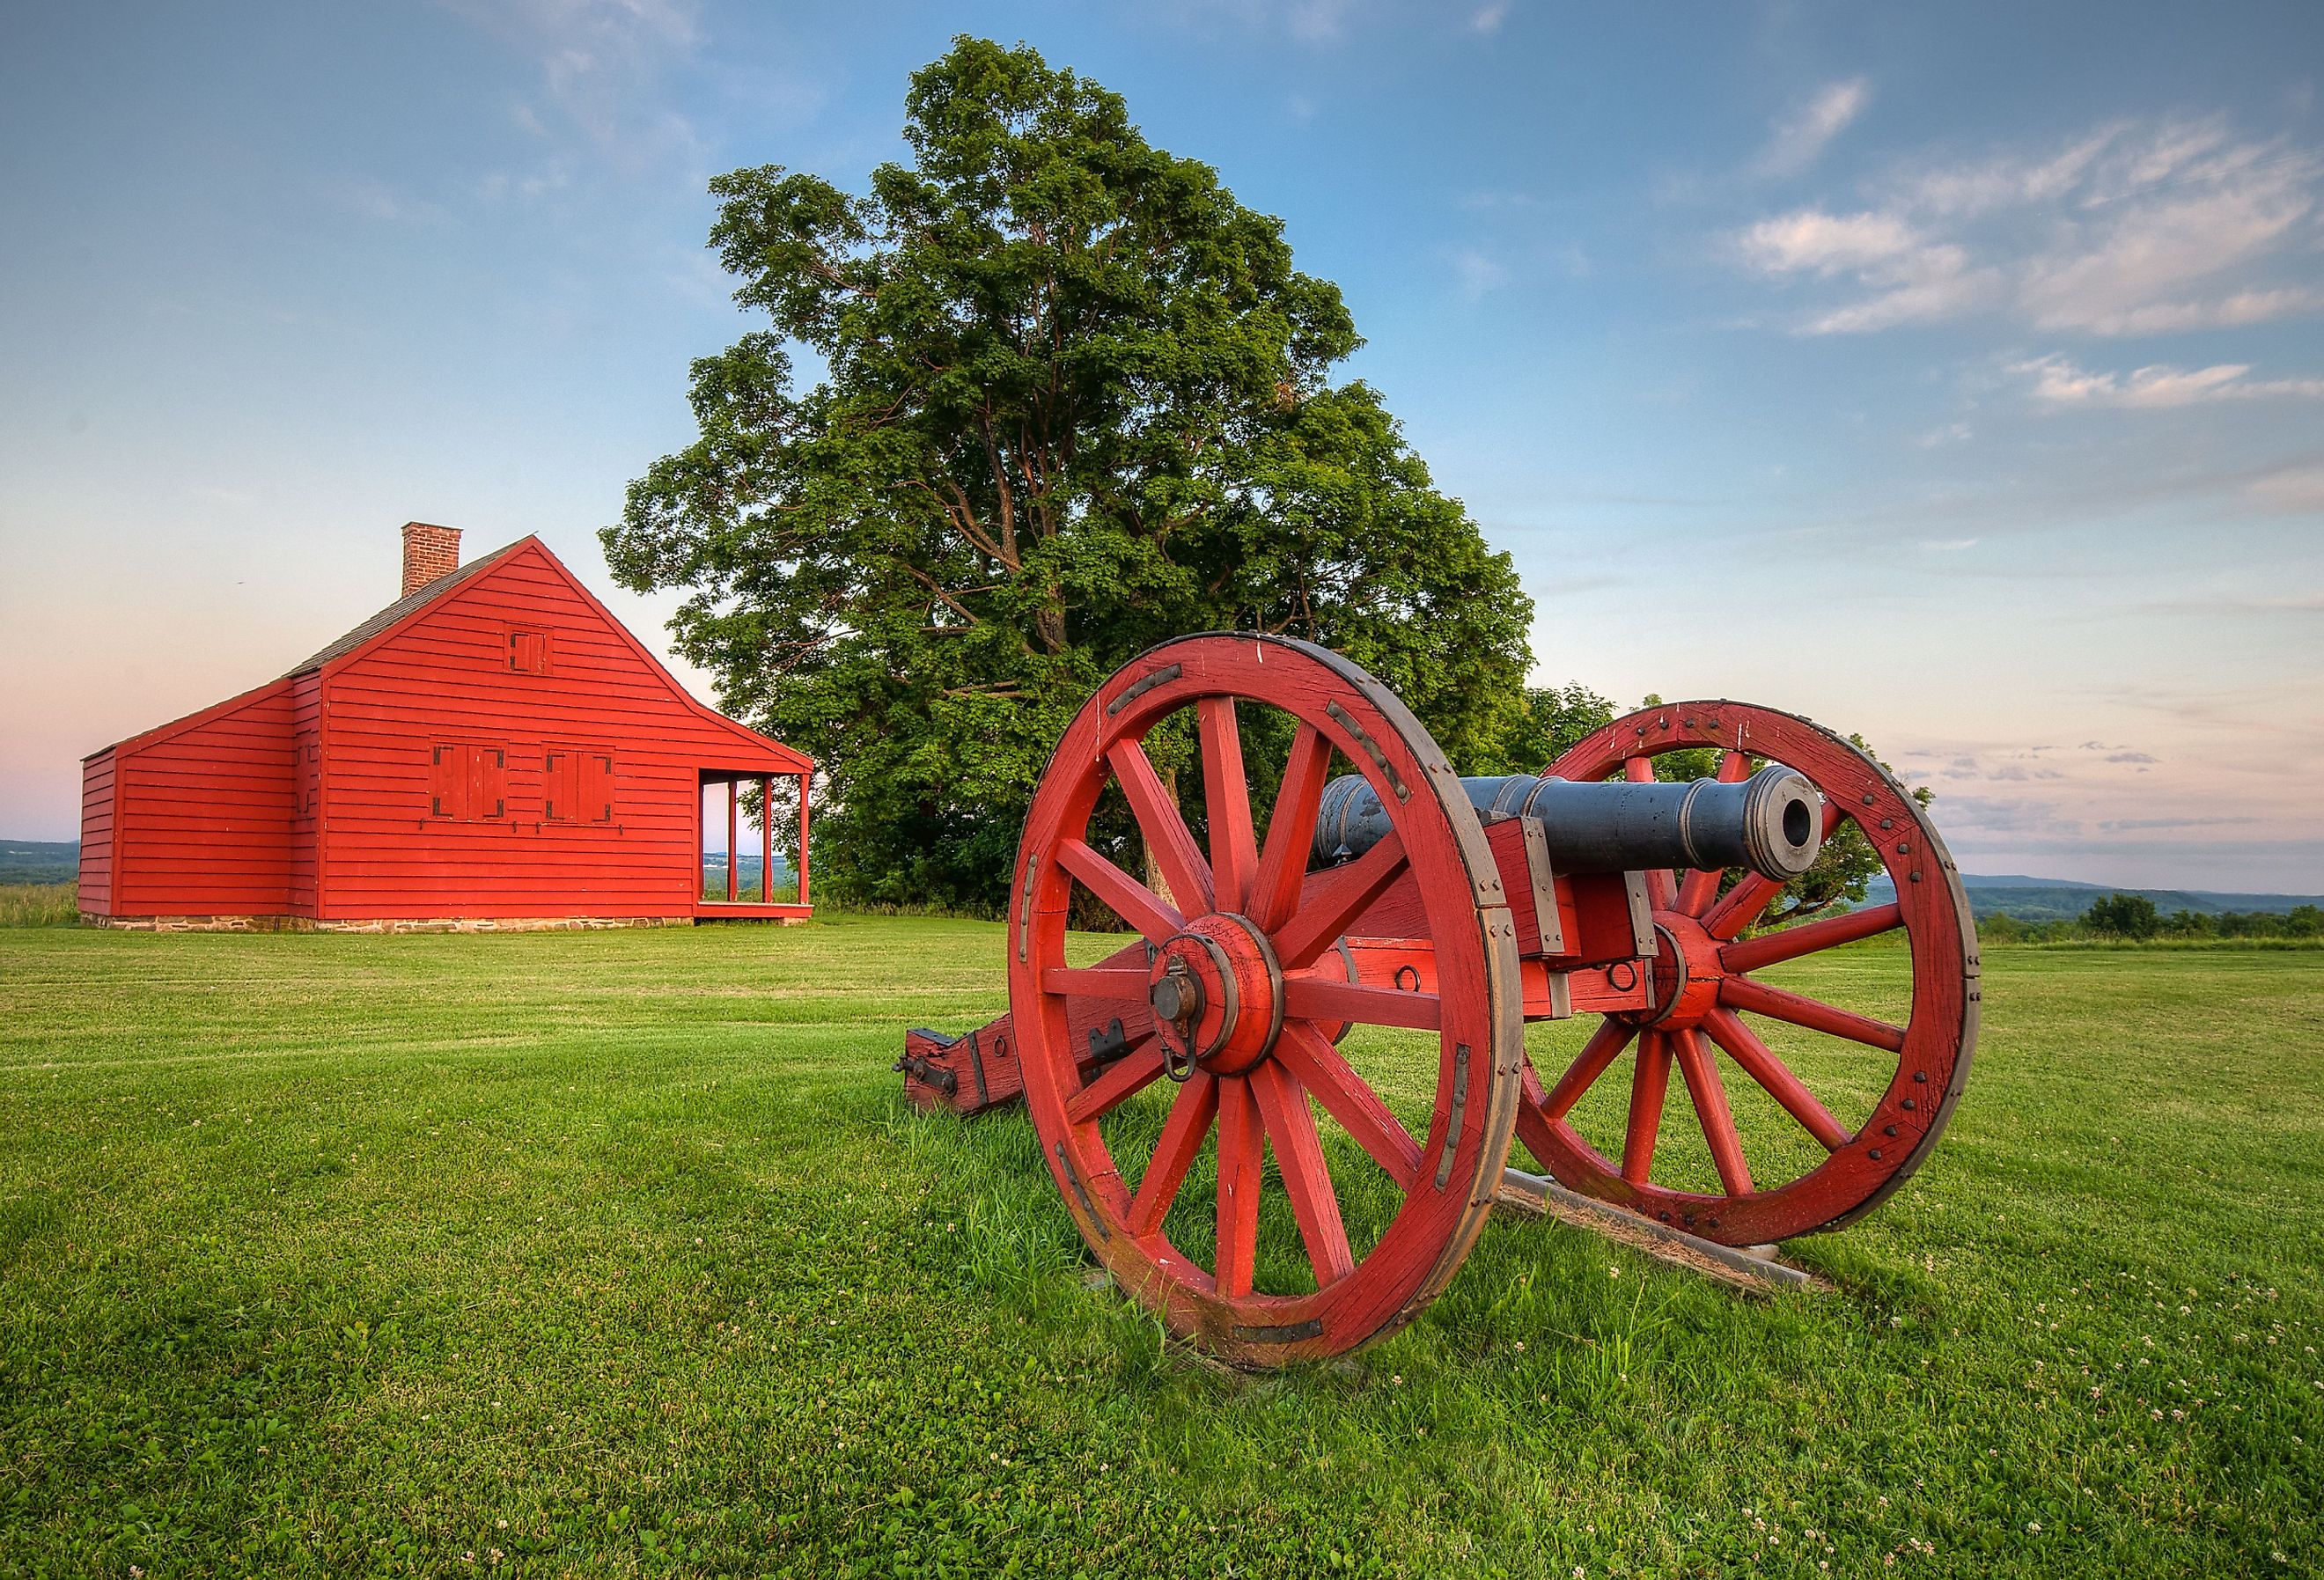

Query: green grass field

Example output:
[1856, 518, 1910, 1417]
[3, 920, 2320, 1578]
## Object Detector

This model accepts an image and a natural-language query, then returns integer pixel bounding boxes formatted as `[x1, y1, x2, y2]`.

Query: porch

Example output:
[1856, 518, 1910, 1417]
[695, 767, 812, 923]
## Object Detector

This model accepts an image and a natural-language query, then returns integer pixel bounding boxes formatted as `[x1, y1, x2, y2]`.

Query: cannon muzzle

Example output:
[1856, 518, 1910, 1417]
[1313, 764, 1824, 881]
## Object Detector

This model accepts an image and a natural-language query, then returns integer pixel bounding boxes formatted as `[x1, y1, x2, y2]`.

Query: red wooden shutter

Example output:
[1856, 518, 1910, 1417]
[481, 746, 507, 820]
[429, 743, 453, 819]
[507, 629, 552, 674]
[583, 753, 614, 822]
[543, 751, 566, 821]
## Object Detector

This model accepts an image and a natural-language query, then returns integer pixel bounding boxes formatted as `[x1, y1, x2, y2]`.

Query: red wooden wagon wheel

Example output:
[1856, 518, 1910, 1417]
[1514, 702, 1979, 1246]
[1011, 635, 1525, 1365]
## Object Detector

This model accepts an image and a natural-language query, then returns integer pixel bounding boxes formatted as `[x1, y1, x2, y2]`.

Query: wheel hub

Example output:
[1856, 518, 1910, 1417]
[1629, 913, 1723, 1028]
[1149, 912, 1284, 1077]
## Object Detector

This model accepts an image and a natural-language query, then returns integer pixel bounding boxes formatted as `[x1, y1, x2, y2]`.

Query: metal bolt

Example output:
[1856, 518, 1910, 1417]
[1914, 1071, 1928, 1083]
[1869, 1149, 1884, 1161]
[1901, 1098, 1917, 1111]
[1884, 1125, 1899, 1137]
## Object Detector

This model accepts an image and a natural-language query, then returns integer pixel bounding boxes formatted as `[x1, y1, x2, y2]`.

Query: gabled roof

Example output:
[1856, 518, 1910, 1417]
[89, 534, 813, 775]
[283, 540, 526, 677]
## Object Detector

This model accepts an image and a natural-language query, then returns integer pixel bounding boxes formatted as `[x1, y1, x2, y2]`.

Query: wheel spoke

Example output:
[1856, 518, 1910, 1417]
[1674, 865, 1725, 918]
[1267, 831, 1408, 969]
[1282, 974, 1442, 1032]
[1623, 757, 1676, 909]
[1621, 1031, 1673, 1184]
[1718, 975, 1907, 1053]
[1538, 1018, 1636, 1123]
[1249, 724, 1334, 930]
[1249, 1062, 1356, 1287]
[1214, 1075, 1264, 1297]
[1273, 1022, 1423, 1189]
[1055, 839, 1184, 944]
[1673, 751, 1752, 916]
[1197, 697, 1259, 915]
[1126, 1069, 1218, 1237]
[1703, 872, 1783, 940]
[1720, 901, 1903, 974]
[1702, 1006, 1850, 1151]
[1107, 738, 1214, 917]
[1041, 966, 1151, 1003]
[1670, 1026, 1753, 1196]
[1066, 1041, 1166, 1124]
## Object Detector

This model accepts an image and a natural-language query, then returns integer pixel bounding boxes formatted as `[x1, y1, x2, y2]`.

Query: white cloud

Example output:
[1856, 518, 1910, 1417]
[1737, 208, 1916, 275]
[1755, 78, 1872, 178]
[1470, 3, 1510, 34]
[443, 0, 710, 174]
[1730, 114, 2324, 338]
[1938, 795, 2081, 835]
[1740, 209, 1999, 330]
[331, 177, 449, 226]
[2248, 467, 2324, 514]
[1447, 246, 1509, 301]
[2019, 354, 2324, 408]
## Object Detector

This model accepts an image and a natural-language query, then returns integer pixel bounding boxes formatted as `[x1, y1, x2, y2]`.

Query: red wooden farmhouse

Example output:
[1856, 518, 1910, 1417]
[78, 523, 812, 930]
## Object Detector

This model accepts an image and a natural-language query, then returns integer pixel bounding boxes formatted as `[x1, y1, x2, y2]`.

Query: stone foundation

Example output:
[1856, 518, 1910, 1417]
[83, 913, 696, 934]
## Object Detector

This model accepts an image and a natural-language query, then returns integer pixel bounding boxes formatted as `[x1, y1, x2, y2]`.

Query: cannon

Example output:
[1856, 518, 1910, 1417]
[900, 635, 1977, 1364]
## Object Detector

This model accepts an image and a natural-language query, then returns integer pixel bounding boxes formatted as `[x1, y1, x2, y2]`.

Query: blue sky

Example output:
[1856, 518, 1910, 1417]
[3, 1, 2320, 889]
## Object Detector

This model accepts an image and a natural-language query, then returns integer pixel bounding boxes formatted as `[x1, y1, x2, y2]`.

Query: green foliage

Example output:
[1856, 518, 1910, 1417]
[1485, 682, 1618, 774]
[1984, 903, 2324, 948]
[2085, 892, 2163, 940]
[606, 37, 1531, 914]
[4, 924, 2322, 1576]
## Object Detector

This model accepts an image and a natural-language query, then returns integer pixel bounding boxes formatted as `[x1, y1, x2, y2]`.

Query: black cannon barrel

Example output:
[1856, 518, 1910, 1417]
[1313, 764, 1824, 881]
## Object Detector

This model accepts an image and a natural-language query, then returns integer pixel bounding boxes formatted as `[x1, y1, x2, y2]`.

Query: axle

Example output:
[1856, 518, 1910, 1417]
[1313, 764, 1823, 881]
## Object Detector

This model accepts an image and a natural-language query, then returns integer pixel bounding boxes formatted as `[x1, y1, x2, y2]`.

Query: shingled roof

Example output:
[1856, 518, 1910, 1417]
[282, 540, 525, 677]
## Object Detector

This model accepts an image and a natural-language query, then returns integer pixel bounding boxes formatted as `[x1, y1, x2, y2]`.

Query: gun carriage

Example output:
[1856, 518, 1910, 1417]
[900, 634, 1977, 1366]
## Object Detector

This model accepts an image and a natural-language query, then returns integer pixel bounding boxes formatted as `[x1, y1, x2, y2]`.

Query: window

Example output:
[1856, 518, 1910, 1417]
[428, 742, 508, 820]
[507, 628, 553, 675]
[543, 749, 614, 823]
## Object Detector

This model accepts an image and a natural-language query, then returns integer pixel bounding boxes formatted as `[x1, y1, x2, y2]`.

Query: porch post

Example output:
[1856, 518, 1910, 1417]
[797, 771, 810, 909]
[726, 778, 739, 901]
[761, 775, 775, 903]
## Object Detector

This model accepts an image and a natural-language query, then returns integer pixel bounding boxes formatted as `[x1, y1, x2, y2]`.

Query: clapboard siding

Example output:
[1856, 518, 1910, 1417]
[78, 752, 116, 913]
[76, 535, 810, 923]
[114, 681, 297, 915]
[290, 669, 321, 912]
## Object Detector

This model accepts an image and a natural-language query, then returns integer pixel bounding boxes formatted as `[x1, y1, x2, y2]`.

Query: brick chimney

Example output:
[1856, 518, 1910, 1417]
[400, 522, 461, 597]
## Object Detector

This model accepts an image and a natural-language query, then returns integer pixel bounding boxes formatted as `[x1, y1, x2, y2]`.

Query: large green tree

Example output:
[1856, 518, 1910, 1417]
[606, 37, 1532, 912]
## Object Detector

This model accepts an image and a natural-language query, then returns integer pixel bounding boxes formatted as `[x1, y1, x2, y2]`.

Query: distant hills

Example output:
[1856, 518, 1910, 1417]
[0, 841, 77, 884]
[1867, 872, 2324, 922]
